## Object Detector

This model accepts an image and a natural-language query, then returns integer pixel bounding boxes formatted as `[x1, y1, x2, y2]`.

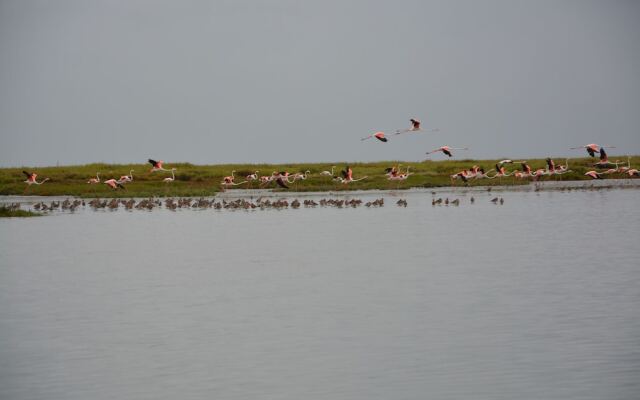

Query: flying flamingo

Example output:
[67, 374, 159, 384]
[148, 159, 169, 172]
[221, 170, 248, 188]
[425, 146, 469, 157]
[119, 170, 134, 183]
[570, 144, 615, 158]
[395, 118, 440, 135]
[87, 172, 101, 184]
[584, 171, 603, 180]
[335, 166, 367, 183]
[385, 164, 401, 179]
[23, 171, 49, 185]
[163, 168, 177, 182]
[361, 131, 388, 142]
[104, 179, 125, 189]
[488, 163, 514, 179]
[389, 166, 411, 181]
[320, 166, 336, 177]
[289, 170, 311, 182]
[593, 148, 620, 169]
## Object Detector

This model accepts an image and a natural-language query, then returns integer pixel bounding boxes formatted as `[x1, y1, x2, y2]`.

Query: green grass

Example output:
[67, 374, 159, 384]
[1, 157, 637, 198]
[0, 206, 41, 217]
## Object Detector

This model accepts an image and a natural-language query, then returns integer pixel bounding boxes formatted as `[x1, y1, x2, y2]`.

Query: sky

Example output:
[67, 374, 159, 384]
[1, 0, 639, 167]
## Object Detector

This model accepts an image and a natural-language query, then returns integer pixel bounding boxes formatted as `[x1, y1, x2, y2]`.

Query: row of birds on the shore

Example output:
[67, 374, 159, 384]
[20, 197, 394, 212]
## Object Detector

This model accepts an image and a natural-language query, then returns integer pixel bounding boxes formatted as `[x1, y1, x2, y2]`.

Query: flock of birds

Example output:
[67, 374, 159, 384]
[19, 118, 639, 191]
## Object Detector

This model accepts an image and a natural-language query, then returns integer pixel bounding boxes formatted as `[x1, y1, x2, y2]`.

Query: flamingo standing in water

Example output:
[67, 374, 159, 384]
[104, 179, 125, 189]
[148, 159, 169, 172]
[570, 144, 615, 158]
[23, 171, 49, 185]
[361, 131, 388, 142]
[87, 172, 101, 184]
[426, 146, 469, 157]
[163, 168, 177, 183]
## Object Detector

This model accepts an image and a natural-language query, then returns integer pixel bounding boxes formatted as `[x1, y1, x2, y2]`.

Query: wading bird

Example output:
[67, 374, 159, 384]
[246, 171, 259, 181]
[320, 166, 336, 177]
[148, 159, 168, 172]
[87, 172, 101, 184]
[570, 144, 615, 158]
[425, 146, 468, 157]
[163, 168, 177, 183]
[104, 179, 125, 189]
[119, 170, 134, 183]
[23, 171, 49, 185]
[361, 131, 388, 142]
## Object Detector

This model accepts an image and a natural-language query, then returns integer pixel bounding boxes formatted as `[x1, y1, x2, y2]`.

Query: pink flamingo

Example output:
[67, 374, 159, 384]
[593, 148, 620, 169]
[23, 171, 49, 185]
[396, 118, 440, 135]
[104, 179, 125, 189]
[87, 172, 101, 184]
[148, 159, 168, 172]
[361, 131, 388, 142]
[426, 146, 468, 157]
[119, 170, 134, 183]
[570, 144, 615, 158]
[334, 166, 367, 184]
[163, 168, 177, 182]
[584, 171, 603, 180]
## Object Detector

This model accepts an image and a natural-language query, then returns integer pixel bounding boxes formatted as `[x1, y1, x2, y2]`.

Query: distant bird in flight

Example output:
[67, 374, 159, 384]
[569, 144, 615, 158]
[361, 131, 388, 142]
[23, 171, 49, 185]
[104, 179, 125, 190]
[426, 146, 468, 157]
[148, 159, 169, 172]
[395, 118, 439, 135]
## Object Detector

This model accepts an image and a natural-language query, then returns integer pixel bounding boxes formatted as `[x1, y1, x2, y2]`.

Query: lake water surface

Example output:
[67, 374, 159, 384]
[1, 186, 639, 400]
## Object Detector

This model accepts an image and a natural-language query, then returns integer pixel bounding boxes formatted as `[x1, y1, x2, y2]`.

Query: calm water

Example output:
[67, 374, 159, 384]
[1, 187, 639, 400]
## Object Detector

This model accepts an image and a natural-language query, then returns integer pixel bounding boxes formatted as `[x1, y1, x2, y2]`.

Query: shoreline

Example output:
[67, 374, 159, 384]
[1, 157, 638, 198]
[2, 179, 639, 204]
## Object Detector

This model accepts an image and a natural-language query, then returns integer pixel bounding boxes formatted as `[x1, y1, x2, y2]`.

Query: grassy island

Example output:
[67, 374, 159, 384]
[0, 157, 637, 198]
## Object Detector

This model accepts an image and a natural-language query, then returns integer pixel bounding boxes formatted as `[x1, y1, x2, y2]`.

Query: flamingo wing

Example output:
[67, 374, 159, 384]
[442, 149, 452, 157]
[22, 170, 33, 178]
[410, 119, 420, 129]
[375, 135, 388, 142]
[599, 148, 608, 161]
[275, 178, 289, 189]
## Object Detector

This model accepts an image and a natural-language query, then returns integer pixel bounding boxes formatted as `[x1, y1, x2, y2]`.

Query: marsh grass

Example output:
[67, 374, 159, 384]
[1, 157, 637, 197]
[0, 206, 41, 217]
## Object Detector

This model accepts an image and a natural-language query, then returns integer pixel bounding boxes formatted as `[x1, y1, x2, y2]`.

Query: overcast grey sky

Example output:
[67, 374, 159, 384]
[1, 0, 639, 166]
